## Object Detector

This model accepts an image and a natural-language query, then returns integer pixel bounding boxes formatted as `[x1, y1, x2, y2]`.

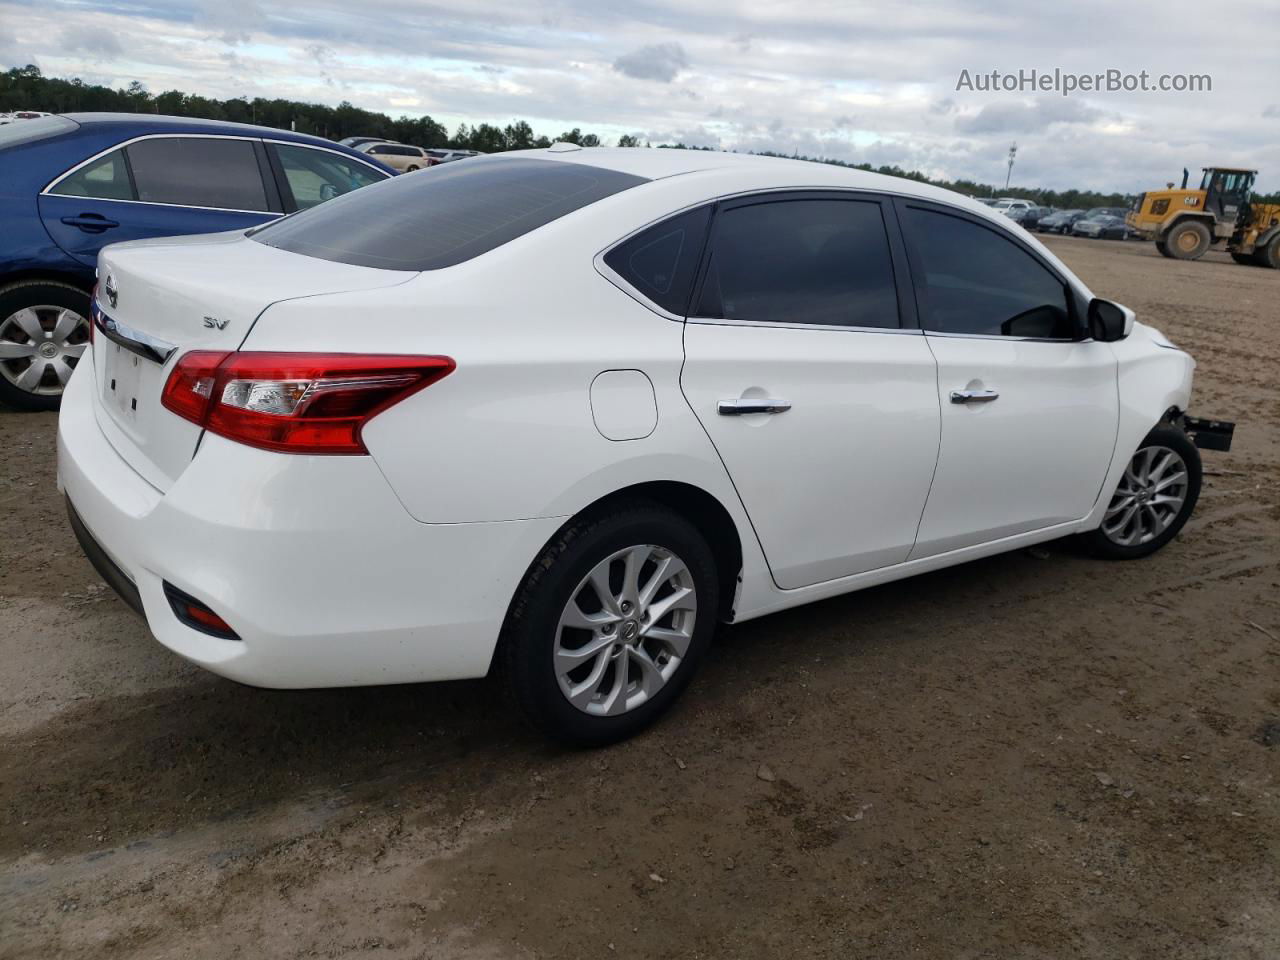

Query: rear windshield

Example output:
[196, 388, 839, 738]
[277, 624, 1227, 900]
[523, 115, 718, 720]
[251, 155, 648, 271]
[0, 115, 78, 150]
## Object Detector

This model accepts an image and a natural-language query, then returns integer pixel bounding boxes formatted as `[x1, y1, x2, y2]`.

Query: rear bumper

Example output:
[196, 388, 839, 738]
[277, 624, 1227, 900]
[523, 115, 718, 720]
[57, 353, 564, 688]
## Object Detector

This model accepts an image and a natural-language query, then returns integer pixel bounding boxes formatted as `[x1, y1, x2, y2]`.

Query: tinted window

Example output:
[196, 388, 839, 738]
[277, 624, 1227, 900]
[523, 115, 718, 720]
[50, 148, 134, 200]
[126, 137, 268, 211]
[252, 156, 647, 271]
[604, 206, 711, 315]
[902, 206, 1073, 339]
[0, 114, 78, 149]
[693, 198, 900, 328]
[274, 144, 385, 211]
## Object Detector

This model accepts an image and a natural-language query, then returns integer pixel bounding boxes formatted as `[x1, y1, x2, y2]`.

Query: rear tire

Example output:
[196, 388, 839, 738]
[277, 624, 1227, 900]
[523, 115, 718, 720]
[1258, 235, 1280, 269]
[1084, 424, 1201, 560]
[0, 280, 91, 412]
[1163, 220, 1211, 260]
[501, 502, 719, 746]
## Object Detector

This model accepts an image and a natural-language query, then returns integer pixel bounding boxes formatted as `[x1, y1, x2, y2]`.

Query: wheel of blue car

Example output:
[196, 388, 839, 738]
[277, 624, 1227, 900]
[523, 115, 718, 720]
[0, 280, 91, 412]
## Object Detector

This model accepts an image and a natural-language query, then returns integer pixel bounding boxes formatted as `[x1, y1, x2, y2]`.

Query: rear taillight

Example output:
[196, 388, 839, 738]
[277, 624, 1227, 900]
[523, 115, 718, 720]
[161, 352, 454, 454]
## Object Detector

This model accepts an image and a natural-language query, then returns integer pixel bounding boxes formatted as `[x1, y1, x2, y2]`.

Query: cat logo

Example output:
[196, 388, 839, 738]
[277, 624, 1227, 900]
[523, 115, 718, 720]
[202, 316, 229, 330]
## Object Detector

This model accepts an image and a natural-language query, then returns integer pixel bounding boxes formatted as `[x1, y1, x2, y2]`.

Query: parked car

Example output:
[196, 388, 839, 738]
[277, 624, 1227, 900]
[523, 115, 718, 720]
[58, 148, 1229, 745]
[993, 199, 1033, 214]
[1037, 209, 1086, 233]
[337, 136, 386, 149]
[358, 142, 433, 172]
[425, 148, 482, 164]
[0, 113, 393, 410]
[1020, 206, 1054, 230]
[1072, 214, 1130, 239]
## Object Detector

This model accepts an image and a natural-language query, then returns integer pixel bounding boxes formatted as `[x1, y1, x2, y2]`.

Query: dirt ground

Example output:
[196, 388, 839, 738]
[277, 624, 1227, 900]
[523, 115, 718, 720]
[1, 235, 1277, 959]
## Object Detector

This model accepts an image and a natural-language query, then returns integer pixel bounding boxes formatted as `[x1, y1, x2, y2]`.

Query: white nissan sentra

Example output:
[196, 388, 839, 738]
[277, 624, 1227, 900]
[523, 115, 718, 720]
[57, 146, 1234, 744]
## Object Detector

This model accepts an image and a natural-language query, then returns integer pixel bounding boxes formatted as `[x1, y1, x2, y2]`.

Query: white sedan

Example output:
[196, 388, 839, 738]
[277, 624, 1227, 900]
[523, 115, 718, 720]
[57, 146, 1232, 744]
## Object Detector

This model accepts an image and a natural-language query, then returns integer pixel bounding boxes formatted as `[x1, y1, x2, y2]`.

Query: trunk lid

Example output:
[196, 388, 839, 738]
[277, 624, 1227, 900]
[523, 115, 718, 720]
[91, 230, 415, 490]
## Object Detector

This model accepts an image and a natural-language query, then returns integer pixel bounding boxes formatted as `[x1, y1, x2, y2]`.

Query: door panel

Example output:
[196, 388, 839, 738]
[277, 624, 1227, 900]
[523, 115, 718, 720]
[39, 135, 280, 267]
[39, 193, 276, 267]
[683, 324, 940, 588]
[910, 336, 1117, 557]
[895, 198, 1119, 558]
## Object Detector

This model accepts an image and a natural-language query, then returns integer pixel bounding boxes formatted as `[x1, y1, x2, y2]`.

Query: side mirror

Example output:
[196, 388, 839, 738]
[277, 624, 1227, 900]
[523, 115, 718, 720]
[1088, 298, 1134, 342]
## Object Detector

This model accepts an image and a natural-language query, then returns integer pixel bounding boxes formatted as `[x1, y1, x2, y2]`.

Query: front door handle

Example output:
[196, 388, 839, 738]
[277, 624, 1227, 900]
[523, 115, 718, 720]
[61, 214, 120, 233]
[950, 389, 999, 404]
[718, 397, 792, 416]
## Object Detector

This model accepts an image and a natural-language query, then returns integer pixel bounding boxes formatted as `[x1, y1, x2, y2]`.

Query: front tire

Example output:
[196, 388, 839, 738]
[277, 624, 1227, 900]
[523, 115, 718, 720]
[1084, 425, 1202, 560]
[501, 502, 720, 746]
[0, 280, 91, 411]
[1163, 220, 1211, 260]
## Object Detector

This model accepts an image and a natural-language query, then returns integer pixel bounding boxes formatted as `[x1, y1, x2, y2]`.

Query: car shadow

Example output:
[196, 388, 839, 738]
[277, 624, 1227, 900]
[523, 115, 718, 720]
[1, 538, 1094, 860]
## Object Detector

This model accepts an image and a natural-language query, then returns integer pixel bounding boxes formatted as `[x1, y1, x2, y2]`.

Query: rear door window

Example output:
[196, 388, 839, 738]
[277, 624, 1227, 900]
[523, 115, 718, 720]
[49, 148, 135, 200]
[125, 137, 269, 211]
[603, 206, 711, 315]
[251, 156, 647, 270]
[693, 197, 902, 329]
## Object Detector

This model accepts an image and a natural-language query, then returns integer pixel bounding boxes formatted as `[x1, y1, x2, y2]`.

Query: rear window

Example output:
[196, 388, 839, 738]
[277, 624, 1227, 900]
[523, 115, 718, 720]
[0, 115, 78, 149]
[251, 156, 648, 271]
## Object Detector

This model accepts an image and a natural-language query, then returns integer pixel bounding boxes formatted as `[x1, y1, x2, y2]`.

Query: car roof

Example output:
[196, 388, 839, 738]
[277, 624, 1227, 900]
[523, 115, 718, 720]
[523, 145, 1003, 218]
[58, 113, 348, 150]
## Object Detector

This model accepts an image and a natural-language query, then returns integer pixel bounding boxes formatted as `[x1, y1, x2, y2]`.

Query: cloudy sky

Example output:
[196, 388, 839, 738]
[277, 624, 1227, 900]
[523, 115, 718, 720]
[2, 0, 1277, 192]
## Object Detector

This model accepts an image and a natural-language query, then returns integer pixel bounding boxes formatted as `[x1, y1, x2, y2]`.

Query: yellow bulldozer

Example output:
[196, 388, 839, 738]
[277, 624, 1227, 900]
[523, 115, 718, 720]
[1127, 167, 1280, 268]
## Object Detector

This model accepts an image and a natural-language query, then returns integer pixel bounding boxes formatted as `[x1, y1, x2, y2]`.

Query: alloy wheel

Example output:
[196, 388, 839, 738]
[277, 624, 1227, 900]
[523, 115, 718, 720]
[554, 544, 698, 717]
[1101, 444, 1189, 546]
[0, 305, 89, 397]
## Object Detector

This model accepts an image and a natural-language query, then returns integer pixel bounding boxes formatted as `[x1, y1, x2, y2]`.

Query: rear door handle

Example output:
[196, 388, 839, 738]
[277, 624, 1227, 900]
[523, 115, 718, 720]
[718, 398, 792, 416]
[949, 389, 999, 404]
[61, 214, 120, 233]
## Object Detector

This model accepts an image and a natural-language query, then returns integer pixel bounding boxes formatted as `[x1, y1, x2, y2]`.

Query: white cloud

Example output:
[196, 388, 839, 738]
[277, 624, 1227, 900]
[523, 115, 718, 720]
[0, 0, 1276, 193]
[613, 42, 689, 83]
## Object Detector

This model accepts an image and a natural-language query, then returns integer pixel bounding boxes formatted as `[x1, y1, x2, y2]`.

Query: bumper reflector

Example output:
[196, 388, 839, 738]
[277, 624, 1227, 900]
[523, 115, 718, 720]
[163, 582, 241, 640]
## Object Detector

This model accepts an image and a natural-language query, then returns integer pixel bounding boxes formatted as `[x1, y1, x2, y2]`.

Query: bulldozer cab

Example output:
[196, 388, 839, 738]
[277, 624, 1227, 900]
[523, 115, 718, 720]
[1200, 168, 1255, 225]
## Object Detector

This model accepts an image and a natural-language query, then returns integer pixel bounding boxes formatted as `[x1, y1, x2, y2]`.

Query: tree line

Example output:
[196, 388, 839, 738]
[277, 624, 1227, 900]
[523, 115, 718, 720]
[5, 65, 1272, 207]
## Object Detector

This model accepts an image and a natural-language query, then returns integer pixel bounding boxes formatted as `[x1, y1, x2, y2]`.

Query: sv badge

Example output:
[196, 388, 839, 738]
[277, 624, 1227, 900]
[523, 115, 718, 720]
[202, 317, 229, 330]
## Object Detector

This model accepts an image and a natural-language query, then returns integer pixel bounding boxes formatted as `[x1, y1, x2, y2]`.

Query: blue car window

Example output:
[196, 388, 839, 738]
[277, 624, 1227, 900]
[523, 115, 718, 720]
[274, 144, 385, 211]
[49, 149, 135, 201]
[126, 137, 269, 212]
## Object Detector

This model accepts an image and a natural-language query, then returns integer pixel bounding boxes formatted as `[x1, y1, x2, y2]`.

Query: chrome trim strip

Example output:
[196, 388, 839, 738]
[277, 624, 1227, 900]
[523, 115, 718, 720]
[43, 194, 283, 218]
[924, 330, 1085, 344]
[92, 303, 177, 365]
[687, 316, 922, 335]
[42, 132, 388, 213]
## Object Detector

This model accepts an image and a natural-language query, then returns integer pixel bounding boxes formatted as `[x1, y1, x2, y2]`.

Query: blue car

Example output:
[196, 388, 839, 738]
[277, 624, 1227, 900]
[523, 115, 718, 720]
[0, 114, 393, 410]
